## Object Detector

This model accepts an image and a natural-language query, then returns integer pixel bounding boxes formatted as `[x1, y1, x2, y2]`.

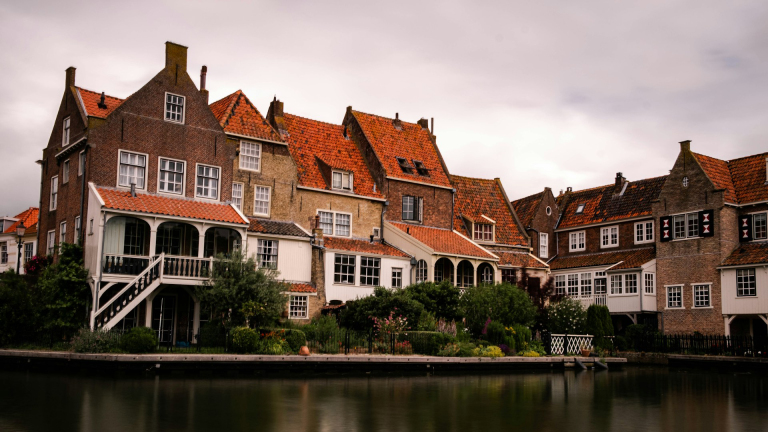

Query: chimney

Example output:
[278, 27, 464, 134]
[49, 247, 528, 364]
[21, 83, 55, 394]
[679, 140, 691, 152]
[417, 118, 429, 130]
[165, 41, 188, 73]
[393, 112, 402, 129]
[200, 65, 209, 104]
[370, 234, 375, 243]
[614, 172, 627, 195]
[266, 97, 286, 133]
[65, 67, 76, 89]
[97, 92, 107, 109]
[130, 182, 137, 198]
[567, 187, 572, 192]
[312, 215, 324, 247]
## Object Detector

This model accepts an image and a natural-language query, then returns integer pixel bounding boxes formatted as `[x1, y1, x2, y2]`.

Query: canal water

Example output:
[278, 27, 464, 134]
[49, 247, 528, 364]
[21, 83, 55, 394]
[1, 367, 767, 432]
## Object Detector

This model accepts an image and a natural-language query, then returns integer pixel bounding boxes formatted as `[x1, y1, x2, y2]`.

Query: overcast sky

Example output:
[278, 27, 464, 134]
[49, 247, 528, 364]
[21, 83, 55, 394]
[1, 0, 766, 216]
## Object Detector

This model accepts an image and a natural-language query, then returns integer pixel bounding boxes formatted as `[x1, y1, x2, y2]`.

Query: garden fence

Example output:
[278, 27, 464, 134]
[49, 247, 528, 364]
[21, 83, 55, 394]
[542, 333, 594, 355]
[632, 333, 768, 357]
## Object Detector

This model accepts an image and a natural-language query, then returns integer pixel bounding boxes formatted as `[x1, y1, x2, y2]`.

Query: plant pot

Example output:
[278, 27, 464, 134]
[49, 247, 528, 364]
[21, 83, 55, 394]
[580, 349, 591, 357]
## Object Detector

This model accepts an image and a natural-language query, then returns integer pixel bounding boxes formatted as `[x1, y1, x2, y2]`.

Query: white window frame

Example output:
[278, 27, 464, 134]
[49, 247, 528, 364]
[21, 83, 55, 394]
[117, 150, 148, 190]
[601, 225, 619, 249]
[635, 221, 654, 244]
[360, 256, 381, 286]
[539, 232, 548, 258]
[46, 230, 55, 256]
[253, 185, 271, 217]
[0, 242, 7, 265]
[316, 210, 352, 238]
[231, 182, 244, 210]
[567, 274, 579, 297]
[625, 274, 638, 294]
[644, 273, 655, 295]
[195, 163, 221, 200]
[693, 283, 712, 308]
[334, 254, 356, 284]
[666, 285, 684, 309]
[555, 275, 566, 295]
[62, 116, 70, 146]
[569, 231, 586, 252]
[78, 151, 86, 176]
[62, 160, 69, 184]
[60, 221, 67, 245]
[610, 274, 623, 295]
[50, 176, 58, 210]
[332, 170, 353, 192]
[74, 216, 81, 246]
[239, 141, 261, 172]
[752, 212, 767, 241]
[24, 242, 34, 263]
[672, 212, 700, 240]
[164, 92, 185, 124]
[415, 260, 428, 283]
[575, 203, 585, 214]
[736, 269, 756, 297]
[580, 273, 592, 297]
[289, 295, 308, 319]
[392, 268, 402, 288]
[256, 239, 278, 269]
[473, 223, 494, 242]
[157, 157, 185, 195]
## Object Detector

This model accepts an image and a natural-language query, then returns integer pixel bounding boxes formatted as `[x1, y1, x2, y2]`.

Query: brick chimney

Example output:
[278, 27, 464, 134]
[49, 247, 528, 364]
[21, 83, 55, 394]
[199, 65, 209, 104]
[392, 112, 402, 129]
[679, 140, 691, 152]
[614, 172, 627, 195]
[266, 97, 286, 134]
[65, 67, 76, 89]
[165, 41, 188, 72]
[417, 118, 429, 130]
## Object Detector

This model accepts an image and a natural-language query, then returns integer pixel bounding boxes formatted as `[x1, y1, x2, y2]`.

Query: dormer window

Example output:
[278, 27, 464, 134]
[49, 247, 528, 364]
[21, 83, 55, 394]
[332, 171, 353, 191]
[473, 223, 494, 242]
[62, 117, 70, 146]
[396, 157, 414, 174]
[575, 203, 585, 214]
[413, 160, 429, 176]
[165, 93, 185, 123]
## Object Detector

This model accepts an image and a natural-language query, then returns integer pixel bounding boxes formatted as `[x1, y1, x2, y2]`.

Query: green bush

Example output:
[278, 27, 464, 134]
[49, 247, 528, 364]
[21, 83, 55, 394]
[521, 350, 540, 357]
[417, 310, 437, 331]
[120, 327, 158, 353]
[231, 327, 259, 353]
[340, 287, 424, 331]
[257, 337, 288, 355]
[397, 331, 455, 355]
[510, 324, 532, 352]
[303, 315, 339, 342]
[485, 321, 507, 346]
[0, 271, 37, 346]
[283, 329, 307, 352]
[472, 345, 505, 357]
[404, 281, 462, 321]
[625, 324, 653, 350]
[545, 297, 587, 334]
[199, 322, 227, 347]
[614, 335, 628, 351]
[71, 327, 122, 353]
[586, 305, 613, 349]
[459, 283, 537, 336]
[436, 342, 476, 357]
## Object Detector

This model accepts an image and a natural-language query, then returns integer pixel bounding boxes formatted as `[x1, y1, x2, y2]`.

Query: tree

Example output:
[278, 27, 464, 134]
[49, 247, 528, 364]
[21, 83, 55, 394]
[459, 283, 537, 336]
[36, 243, 90, 342]
[340, 286, 425, 331]
[545, 297, 587, 334]
[193, 250, 286, 329]
[404, 281, 461, 321]
[0, 270, 38, 346]
[527, 276, 563, 331]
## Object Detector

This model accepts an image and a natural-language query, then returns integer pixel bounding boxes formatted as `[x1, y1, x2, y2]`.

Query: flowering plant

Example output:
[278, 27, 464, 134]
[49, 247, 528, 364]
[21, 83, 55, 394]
[372, 308, 410, 336]
[24, 254, 52, 275]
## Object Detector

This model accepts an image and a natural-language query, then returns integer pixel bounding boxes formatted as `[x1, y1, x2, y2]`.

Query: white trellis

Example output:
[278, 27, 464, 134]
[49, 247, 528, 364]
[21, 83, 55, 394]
[549, 334, 593, 355]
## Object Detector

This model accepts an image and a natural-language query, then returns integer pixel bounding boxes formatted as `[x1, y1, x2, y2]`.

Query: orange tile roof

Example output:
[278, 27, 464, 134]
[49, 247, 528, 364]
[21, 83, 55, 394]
[324, 237, 410, 258]
[209, 91, 283, 142]
[721, 242, 768, 266]
[694, 152, 768, 205]
[558, 176, 667, 229]
[390, 222, 496, 260]
[496, 251, 548, 269]
[549, 247, 655, 271]
[3, 207, 39, 235]
[451, 175, 527, 246]
[511, 191, 544, 228]
[283, 113, 383, 199]
[351, 110, 452, 188]
[248, 218, 309, 237]
[96, 187, 248, 224]
[287, 282, 317, 293]
[76, 87, 123, 118]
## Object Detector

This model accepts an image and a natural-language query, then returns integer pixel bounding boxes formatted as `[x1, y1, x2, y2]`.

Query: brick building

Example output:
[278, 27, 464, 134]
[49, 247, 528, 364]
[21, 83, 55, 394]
[0, 207, 39, 274]
[512, 187, 559, 263]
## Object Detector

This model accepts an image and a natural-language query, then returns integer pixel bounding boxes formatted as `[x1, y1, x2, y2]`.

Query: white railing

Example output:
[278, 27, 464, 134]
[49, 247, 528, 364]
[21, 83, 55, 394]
[573, 294, 607, 308]
[548, 334, 593, 355]
[94, 254, 164, 329]
[162, 256, 213, 279]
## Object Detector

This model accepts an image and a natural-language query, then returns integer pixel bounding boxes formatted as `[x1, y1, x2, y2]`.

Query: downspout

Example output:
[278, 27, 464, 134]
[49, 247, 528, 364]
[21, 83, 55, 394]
[450, 189, 456, 231]
[78, 144, 89, 244]
[94, 211, 107, 326]
[380, 201, 388, 240]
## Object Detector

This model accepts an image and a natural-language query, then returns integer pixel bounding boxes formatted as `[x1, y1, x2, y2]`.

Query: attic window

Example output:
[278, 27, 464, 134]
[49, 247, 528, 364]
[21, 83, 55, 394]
[165, 93, 185, 124]
[332, 171, 353, 191]
[575, 204, 585, 214]
[413, 160, 429, 176]
[396, 157, 414, 174]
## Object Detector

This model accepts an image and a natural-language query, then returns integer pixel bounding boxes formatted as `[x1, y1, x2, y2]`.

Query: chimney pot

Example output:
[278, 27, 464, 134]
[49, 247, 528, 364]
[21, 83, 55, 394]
[395, 112, 399, 120]
[130, 183, 137, 197]
[97, 92, 107, 109]
[200, 65, 207, 90]
[370, 235, 374, 243]
[567, 187, 572, 192]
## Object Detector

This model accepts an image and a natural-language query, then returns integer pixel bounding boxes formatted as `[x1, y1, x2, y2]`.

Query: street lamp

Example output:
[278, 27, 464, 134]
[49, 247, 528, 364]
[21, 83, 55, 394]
[16, 221, 26, 274]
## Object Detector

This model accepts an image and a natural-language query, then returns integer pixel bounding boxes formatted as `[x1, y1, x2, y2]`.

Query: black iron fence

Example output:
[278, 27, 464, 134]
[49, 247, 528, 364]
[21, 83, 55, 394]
[632, 333, 768, 357]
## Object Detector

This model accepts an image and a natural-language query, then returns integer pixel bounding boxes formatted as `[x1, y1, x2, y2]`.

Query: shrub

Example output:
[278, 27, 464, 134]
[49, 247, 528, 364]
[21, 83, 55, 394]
[341, 287, 424, 331]
[614, 335, 628, 351]
[283, 329, 307, 352]
[231, 327, 259, 353]
[459, 283, 537, 336]
[404, 281, 462, 321]
[521, 350, 540, 357]
[199, 322, 227, 347]
[397, 331, 455, 355]
[303, 315, 339, 342]
[472, 345, 505, 357]
[120, 327, 158, 353]
[71, 327, 121, 353]
[417, 310, 437, 331]
[0, 271, 37, 346]
[257, 330, 289, 355]
[624, 324, 651, 350]
[485, 321, 507, 345]
[510, 324, 532, 352]
[528, 340, 546, 356]
[545, 297, 587, 334]
[586, 305, 612, 349]
[436, 342, 476, 357]
[37, 243, 90, 342]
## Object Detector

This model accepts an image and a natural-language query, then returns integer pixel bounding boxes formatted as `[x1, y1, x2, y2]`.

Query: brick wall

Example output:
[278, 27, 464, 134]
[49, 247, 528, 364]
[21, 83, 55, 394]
[556, 218, 655, 257]
[527, 189, 558, 258]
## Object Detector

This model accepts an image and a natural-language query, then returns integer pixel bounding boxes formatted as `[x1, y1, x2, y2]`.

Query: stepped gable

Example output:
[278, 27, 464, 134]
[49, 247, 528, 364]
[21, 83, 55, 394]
[511, 191, 544, 228]
[282, 113, 383, 199]
[248, 218, 309, 237]
[549, 247, 655, 271]
[324, 236, 409, 258]
[451, 175, 527, 246]
[3, 207, 39, 234]
[390, 222, 496, 260]
[722, 242, 768, 266]
[694, 152, 768, 205]
[209, 90, 283, 142]
[351, 110, 452, 188]
[75, 87, 124, 118]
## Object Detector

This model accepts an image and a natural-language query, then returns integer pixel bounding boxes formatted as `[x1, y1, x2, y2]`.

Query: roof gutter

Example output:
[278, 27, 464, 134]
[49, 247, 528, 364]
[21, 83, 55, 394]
[554, 214, 653, 232]
[225, 132, 287, 147]
[296, 185, 387, 202]
[386, 176, 454, 190]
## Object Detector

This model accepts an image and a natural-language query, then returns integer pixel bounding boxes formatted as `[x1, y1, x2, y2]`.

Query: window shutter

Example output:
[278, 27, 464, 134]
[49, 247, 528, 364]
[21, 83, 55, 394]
[698, 210, 714, 237]
[418, 197, 424, 223]
[401, 196, 408, 220]
[739, 215, 753, 242]
[660, 216, 672, 242]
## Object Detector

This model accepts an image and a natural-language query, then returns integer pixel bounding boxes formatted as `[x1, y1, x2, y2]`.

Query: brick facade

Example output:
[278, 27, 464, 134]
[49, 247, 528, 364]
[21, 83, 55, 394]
[526, 188, 558, 260]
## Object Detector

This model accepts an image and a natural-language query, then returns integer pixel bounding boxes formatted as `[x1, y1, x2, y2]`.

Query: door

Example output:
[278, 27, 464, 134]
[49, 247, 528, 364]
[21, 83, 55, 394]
[152, 296, 177, 345]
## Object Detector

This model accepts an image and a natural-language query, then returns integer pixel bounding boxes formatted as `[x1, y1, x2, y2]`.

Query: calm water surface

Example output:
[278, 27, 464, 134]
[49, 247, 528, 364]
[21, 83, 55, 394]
[1, 367, 767, 432]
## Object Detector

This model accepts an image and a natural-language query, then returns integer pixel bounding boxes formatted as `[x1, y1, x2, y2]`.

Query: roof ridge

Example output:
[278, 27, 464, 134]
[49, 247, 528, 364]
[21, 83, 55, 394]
[693, 151, 768, 164]
[75, 86, 124, 101]
[284, 112, 343, 128]
[450, 174, 496, 183]
[568, 174, 668, 196]
[351, 109, 422, 127]
[512, 190, 544, 204]
[390, 221, 454, 232]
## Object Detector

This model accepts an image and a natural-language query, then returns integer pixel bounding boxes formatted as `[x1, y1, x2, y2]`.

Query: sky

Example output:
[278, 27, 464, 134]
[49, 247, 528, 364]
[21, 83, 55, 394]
[1, 0, 767, 216]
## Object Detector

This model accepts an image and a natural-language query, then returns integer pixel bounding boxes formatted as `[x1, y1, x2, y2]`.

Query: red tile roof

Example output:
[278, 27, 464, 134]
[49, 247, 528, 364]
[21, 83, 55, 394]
[451, 175, 527, 246]
[248, 218, 309, 237]
[287, 282, 317, 293]
[557, 176, 667, 229]
[549, 247, 655, 271]
[721, 242, 768, 266]
[390, 222, 497, 260]
[496, 251, 548, 269]
[96, 187, 248, 224]
[511, 191, 544, 228]
[209, 91, 283, 142]
[283, 113, 383, 199]
[351, 110, 452, 188]
[76, 87, 123, 119]
[324, 237, 410, 258]
[3, 207, 39, 235]
[694, 152, 768, 205]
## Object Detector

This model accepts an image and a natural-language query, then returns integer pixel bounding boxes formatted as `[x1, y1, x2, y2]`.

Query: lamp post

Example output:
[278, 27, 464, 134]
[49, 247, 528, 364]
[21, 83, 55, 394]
[16, 221, 26, 274]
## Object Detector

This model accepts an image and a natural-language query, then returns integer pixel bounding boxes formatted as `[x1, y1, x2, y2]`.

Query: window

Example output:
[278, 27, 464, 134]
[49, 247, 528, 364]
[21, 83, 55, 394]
[502, 269, 517, 285]
[257, 239, 278, 268]
[625, 274, 638, 294]
[158, 158, 184, 194]
[546, 206, 552, 216]
[62, 160, 69, 184]
[47, 230, 56, 255]
[78, 151, 86, 176]
[481, 266, 494, 284]
[24, 242, 34, 263]
[635, 221, 654, 244]
[50, 176, 58, 210]
[415, 260, 428, 283]
[316, 210, 351, 237]
[74, 216, 81, 246]
[569, 231, 585, 251]
[595, 278, 607, 295]
[60, 221, 67, 245]
[332, 171, 352, 191]
[392, 268, 402, 288]
[575, 204, 585, 214]
[753, 213, 767, 240]
[0, 242, 6, 264]
[62, 117, 71, 146]
[165, 93, 185, 123]
[334, 254, 355, 284]
[737, 269, 756, 297]
[667, 286, 683, 308]
[123, 219, 145, 255]
[539, 233, 548, 258]
[580, 273, 592, 297]
[413, 160, 429, 176]
[402, 196, 422, 222]
[396, 157, 414, 174]
[610, 275, 623, 295]
[673, 213, 699, 240]
[555, 275, 566, 295]
[118, 151, 146, 189]
[253, 186, 271, 216]
[373, 227, 381, 238]
[567, 274, 579, 297]
[335, 213, 350, 237]
[196, 165, 219, 199]
[231, 183, 243, 210]
[239, 141, 261, 171]
[474, 224, 493, 242]
[682, 177, 689, 187]
[289, 295, 308, 319]
[644, 273, 655, 294]
[694, 284, 711, 308]
[360, 257, 381, 286]
[601, 226, 619, 248]
[319, 211, 334, 235]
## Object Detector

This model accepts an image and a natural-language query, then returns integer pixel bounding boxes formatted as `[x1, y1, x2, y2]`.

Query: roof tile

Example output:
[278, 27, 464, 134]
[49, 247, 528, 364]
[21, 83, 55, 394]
[721, 242, 768, 266]
[549, 247, 655, 271]
[451, 175, 527, 246]
[694, 152, 768, 205]
[390, 222, 496, 259]
[496, 251, 548, 269]
[3, 207, 39, 235]
[324, 237, 409, 258]
[209, 91, 283, 142]
[76, 87, 123, 119]
[287, 282, 317, 293]
[248, 218, 309, 237]
[511, 191, 544, 228]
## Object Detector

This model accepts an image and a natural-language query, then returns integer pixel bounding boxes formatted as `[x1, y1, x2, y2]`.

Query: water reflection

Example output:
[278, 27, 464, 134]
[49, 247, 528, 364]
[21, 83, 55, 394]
[0, 368, 767, 432]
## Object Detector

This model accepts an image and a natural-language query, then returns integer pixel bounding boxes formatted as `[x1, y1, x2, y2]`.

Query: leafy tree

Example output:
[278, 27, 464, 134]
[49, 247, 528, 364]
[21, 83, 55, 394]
[459, 283, 537, 336]
[0, 270, 38, 346]
[545, 296, 587, 334]
[404, 281, 461, 321]
[340, 286, 425, 331]
[193, 250, 286, 329]
[36, 243, 90, 342]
